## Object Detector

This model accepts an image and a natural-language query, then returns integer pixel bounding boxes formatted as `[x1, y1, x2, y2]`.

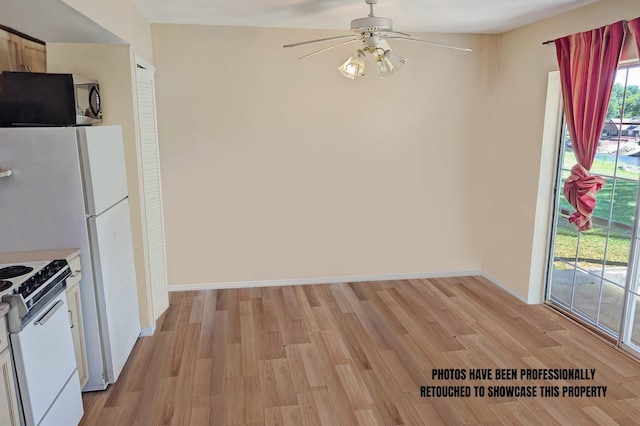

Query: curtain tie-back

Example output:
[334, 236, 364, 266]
[563, 164, 605, 231]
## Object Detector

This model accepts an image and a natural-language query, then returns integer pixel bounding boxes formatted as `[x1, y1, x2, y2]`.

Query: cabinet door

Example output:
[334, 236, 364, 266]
[0, 348, 20, 426]
[0, 29, 20, 72]
[66, 284, 89, 389]
[20, 39, 46, 72]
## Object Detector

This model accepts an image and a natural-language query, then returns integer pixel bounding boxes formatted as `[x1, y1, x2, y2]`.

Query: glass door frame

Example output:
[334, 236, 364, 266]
[620, 203, 640, 355]
[545, 63, 640, 358]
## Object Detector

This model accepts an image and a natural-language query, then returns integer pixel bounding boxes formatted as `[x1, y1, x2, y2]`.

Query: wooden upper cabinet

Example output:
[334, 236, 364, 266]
[0, 28, 46, 73]
[0, 30, 20, 72]
[19, 38, 46, 72]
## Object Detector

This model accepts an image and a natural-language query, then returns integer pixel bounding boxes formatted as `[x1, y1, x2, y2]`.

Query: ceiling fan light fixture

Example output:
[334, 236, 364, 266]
[376, 49, 406, 78]
[339, 49, 366, 79]
[283, 0, 472, 79]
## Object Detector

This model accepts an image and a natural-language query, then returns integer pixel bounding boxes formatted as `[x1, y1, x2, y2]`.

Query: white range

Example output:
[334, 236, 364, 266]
[0, 259, 83, 426]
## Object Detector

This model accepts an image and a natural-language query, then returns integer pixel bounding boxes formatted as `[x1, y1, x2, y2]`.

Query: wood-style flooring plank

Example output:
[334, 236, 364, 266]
[243, 375, 264, 424]
[295, 390, 323, 426]
[79, 276, 640, 425]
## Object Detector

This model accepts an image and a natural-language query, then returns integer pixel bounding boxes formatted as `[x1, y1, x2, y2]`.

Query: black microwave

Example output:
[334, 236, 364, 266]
[0, 72, 102, 126]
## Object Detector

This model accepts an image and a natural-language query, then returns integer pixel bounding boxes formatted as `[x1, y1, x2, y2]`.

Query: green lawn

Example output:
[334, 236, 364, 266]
[563, 150, 640, 180]
[556, 152, 638, 270]
[554, 221, 631, 270]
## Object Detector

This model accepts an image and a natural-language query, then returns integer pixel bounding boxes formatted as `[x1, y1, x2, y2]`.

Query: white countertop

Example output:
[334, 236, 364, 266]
[0, 248, 80, 264]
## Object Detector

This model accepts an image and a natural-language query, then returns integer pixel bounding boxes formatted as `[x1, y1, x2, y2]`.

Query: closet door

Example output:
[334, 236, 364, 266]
[135, 63, 170, 321]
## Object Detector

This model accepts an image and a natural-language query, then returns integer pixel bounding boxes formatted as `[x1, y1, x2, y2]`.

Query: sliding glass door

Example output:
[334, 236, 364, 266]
[547, 65, 640, 355]
[623, 270, 640, 356]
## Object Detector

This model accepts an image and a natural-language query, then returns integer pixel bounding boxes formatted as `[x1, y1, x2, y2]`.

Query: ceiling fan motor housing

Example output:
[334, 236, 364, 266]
[282, 0, 472, 64]
[351, 16, 393, 34]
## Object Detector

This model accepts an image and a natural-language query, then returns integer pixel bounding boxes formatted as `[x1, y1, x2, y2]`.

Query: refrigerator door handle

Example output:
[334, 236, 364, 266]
[86, 197, 127, 220]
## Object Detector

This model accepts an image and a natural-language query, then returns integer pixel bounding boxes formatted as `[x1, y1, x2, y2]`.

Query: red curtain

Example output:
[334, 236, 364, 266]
[555, 21, 625, 231]
[630, 18, 640, 55]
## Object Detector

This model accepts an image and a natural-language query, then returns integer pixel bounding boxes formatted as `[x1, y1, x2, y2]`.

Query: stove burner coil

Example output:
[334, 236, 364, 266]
[0, 265, 34, 280]
[0, 280, 11, 292]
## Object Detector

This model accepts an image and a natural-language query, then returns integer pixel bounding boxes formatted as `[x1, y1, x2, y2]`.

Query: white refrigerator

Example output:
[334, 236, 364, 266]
[0, 125, 141, 391]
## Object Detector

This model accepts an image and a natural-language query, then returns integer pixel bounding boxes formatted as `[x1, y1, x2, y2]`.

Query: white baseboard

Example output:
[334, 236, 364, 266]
[168, 270, 484, 292]
[140, 324, 156, 337]
[480, 271, 529, 304]
[168, 270, 534, 304]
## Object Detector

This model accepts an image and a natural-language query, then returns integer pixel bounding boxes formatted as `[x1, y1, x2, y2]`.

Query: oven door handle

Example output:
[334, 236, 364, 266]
[35, 300, 65, 326]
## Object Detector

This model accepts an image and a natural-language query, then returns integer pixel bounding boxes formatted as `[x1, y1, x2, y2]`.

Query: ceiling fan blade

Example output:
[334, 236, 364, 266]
[298, 38, 362, 59]
[284, 34, 358, 48]
[381, 35, 472, 52]
[372, 29, 413, 37]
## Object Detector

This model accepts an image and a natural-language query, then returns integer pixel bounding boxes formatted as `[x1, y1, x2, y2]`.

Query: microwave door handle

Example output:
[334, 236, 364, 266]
[89, 86, 101, 117]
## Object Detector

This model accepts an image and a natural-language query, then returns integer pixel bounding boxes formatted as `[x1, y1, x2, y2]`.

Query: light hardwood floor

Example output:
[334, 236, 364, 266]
[80, 276, 640, 425]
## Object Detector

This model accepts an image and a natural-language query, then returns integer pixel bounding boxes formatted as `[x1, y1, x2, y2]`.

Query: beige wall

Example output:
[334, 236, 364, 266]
[151, 25, 496, 286]
[483, 0, 640, 302]
[23, 0, 640, 303]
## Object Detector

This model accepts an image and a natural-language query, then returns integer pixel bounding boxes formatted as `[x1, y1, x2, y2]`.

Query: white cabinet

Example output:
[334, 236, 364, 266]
[0, 316, 19, 426]
[65, 253, 88, 389]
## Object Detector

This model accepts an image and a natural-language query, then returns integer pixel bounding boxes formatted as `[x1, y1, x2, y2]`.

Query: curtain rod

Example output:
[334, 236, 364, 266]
[541, 18, 632, 46]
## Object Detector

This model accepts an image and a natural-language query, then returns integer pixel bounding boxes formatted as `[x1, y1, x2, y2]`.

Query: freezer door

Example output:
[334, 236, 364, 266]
[77, 126, 129, 216]
[87, 198, 141, 383]
[0, 127, 87, 253]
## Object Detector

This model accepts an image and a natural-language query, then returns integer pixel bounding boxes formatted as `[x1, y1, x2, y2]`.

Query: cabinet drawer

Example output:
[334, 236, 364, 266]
[0, 318, 7, 353]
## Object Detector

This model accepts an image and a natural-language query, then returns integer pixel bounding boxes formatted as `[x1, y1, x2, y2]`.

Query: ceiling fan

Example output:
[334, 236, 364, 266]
[283, 0, 472, 79]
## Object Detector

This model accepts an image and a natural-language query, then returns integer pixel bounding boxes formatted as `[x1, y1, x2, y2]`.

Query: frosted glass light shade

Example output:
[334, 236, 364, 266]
[377, 50, 406, 78]
[339, 50, 366, 79]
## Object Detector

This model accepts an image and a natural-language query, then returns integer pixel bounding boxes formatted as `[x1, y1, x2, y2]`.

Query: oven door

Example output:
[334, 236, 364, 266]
[10, 291, 84, 426]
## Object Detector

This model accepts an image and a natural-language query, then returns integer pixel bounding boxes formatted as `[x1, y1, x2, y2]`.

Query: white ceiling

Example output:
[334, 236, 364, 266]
[133, 0, 597, 34]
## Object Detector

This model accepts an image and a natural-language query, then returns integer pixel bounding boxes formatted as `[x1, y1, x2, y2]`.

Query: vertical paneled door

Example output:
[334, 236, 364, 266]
[135, 63, 170, 322]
